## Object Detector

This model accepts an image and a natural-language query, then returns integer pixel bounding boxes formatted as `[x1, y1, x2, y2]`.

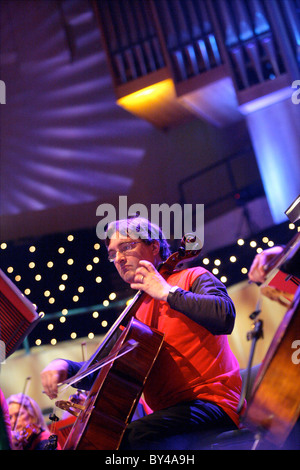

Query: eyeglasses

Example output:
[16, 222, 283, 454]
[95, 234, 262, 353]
[107, 241, 142, 263]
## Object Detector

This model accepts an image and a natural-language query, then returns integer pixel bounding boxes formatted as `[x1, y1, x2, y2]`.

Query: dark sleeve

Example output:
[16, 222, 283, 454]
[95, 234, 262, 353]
[166, 271, 236, 335]
[64, 360, 95, 391]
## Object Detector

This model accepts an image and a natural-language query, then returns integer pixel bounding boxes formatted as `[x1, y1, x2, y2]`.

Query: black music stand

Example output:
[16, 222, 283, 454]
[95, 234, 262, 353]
[0, 269, 40, 360]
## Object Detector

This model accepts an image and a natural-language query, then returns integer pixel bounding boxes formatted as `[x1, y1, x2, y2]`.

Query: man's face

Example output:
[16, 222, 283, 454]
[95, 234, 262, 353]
[107, 233, 158, 284]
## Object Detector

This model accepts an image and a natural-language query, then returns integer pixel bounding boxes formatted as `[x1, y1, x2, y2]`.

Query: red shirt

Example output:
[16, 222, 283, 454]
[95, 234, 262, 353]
[136, 267, 242, 427]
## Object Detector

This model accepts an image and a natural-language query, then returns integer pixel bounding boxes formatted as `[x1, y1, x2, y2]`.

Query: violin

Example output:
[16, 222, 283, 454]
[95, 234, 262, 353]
[13, 423, 41, 450]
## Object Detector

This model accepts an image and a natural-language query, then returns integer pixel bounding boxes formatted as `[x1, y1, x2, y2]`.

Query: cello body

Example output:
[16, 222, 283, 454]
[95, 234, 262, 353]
[243, 286, 300, 447]
[63, 318, 164, 450]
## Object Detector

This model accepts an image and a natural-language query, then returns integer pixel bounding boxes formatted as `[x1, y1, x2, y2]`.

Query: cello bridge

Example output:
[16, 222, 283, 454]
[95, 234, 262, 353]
[55, 400, 85, 417]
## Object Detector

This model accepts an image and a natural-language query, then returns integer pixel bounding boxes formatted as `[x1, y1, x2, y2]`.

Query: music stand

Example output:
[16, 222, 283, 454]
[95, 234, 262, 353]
[0, 268, 41, 360]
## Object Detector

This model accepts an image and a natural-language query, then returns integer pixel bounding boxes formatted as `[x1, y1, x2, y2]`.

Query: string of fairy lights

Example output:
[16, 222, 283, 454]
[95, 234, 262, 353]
[0, 221, 297, 349]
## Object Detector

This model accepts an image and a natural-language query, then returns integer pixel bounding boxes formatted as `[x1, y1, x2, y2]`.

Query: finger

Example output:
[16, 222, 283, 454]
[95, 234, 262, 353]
[133, 274, 145, 287]
[138, 260, 155, 271]
[41, 371, 59, 399]
[135, 266, 148, 277]
[130, 282, 145, 291]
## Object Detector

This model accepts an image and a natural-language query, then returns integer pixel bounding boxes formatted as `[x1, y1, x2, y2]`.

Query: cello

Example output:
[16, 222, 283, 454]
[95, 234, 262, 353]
[242, 231, 300, 448]
[56, 235, 201, 450]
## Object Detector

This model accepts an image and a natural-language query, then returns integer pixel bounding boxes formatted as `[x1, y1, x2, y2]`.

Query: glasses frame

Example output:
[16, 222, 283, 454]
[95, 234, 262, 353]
[107, 240, 143, 263]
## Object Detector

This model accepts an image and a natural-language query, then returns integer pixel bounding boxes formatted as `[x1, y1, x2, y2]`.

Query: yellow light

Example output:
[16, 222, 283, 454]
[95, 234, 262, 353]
[237, 239, 244, 246]
[29, 262, 35, 269]
[117, 79, 178, 126]
[214, 259, 221, 266]
[94, 243, 100, 250]
[47, 324, 54, 330]
[262, 237, 269, 243]
[220, 276, 227, 283]
[7, 266, 13, 273]
[61, 274, 68, 280]
[250, 241, 257, 248]
[289, 223, 295, 230]
[49, 297, 55, 304]
[44, 290, 51, 297]
[24, 288, 31, 295]
[86, 264, 93, 271]
[35, 274, 42, 281]
[67, 235, 74, 241]
[59, 316, 66, 323]
[212, 268, 219, 275]
[103, 300, 109, 307]
[59, 284, 65, 291]
[95, 276, 102, 283]
[202, 258, 209, 265]
[109, 292, 116, 300]
[35, 339, 42, 346]
[15, 275, 21, 282]
[92, 311, 99, 318]
[256, 247, 263, 253]
[229, 256, 237, 263]
[70, 332, 77, 339]
[62, 309, 68, 315]
[29, 246, 36, 253]
[241, 267, 248, 274]
[58, 247, 65, 254]
[73, 295, 79, 302]
[47, 261, 54, 268]
[88, 332, 94, 339]
[268, 241, 274, 247]
[101, 320, 108, 328]
[1, 243, 7, 250]
[78, 286, 84, 293]
[50, 338, 57, 345]
[118, 79, 173, 107]
[67, 258, 74, 265]
[93, 257, 100, 264]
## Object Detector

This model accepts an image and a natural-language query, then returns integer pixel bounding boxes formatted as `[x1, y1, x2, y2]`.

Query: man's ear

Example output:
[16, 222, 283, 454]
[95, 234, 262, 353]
[152, 240, 161, 256]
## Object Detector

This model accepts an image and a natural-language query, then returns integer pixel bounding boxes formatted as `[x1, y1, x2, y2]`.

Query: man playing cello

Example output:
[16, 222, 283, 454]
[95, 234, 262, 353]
[41, 217, 242, 450]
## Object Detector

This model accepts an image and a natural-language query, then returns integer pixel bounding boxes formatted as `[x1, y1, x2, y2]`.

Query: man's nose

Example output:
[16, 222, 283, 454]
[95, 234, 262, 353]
[115, 250, 126, 263]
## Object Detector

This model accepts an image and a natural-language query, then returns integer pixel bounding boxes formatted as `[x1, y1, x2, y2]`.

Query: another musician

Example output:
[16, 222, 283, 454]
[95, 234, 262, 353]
[41, 217, 243, 450]
[248, 243, 300, 450]
[0, 388, 12, 449]
[7, 393, 60, 450]
[248, 246, 284, 284]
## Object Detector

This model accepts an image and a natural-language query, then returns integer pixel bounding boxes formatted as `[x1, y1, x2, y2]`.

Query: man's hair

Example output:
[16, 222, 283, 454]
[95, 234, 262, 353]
[105, 216, 171, 261]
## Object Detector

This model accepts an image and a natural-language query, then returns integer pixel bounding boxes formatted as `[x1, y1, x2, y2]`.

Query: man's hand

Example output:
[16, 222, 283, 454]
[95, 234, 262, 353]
[40, 359, 69, 399]
[130, 260, 172, 301]
[248, 246, 283, 284]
